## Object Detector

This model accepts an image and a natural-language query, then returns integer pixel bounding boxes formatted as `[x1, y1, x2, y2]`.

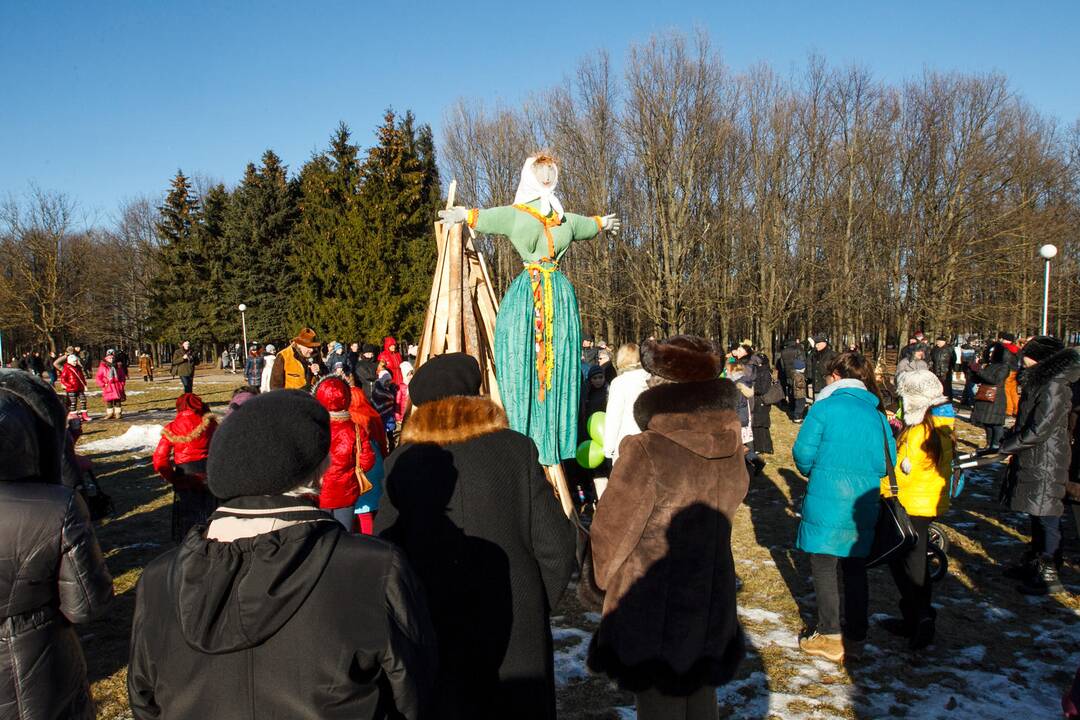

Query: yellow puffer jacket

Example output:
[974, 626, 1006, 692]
[881, 413, 954, 518]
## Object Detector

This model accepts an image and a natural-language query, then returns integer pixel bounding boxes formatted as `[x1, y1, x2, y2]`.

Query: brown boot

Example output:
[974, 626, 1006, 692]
[799, 632, 844, 663]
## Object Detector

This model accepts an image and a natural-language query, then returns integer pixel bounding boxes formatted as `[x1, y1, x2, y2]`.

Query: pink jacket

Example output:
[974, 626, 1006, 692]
[394, 382, 410, 424]
[95, 361, 127, 402]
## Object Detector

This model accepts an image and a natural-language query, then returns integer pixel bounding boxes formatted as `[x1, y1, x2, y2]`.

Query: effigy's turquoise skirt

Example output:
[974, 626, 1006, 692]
[495, 265, 581, 466]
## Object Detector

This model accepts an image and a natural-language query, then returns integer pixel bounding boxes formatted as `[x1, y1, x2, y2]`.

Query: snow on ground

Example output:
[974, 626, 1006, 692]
[81, 424, 163, 453]
[85, 390, 147, 397]
[553, 594, 1080, 719]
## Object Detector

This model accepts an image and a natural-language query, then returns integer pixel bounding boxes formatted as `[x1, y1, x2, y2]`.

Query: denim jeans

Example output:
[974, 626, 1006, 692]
[180, 374, 193, 394]
[810, 553, 868, 638]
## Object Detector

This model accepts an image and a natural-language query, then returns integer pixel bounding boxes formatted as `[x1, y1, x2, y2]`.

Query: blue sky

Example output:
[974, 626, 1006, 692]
[2, 0, 1077, 224]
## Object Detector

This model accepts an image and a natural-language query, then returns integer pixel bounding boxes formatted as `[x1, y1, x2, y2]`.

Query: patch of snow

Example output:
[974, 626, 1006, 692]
[981, 604, 1017, 621]
[551, 626, 591, 687]
[81, 424, 162, 453]
[958, 645, 986, 663]
[737, 607, 783, 624]
[583, 611, 602, 624]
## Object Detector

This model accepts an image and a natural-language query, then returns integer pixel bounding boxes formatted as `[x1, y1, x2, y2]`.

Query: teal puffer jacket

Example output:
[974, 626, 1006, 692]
[793, 383, 896, 557]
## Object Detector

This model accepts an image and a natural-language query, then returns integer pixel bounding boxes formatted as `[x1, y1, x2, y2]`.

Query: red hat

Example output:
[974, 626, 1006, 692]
[176, 392, 207, 414]
[314, 376, 350, 412]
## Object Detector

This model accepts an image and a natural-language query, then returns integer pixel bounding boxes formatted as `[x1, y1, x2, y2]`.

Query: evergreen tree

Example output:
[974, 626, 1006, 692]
[224, 150, 300, 343]
[193, 183, 233, 345]
[290, 123, 366, 341]
[149, 170, 201, 342]
[352, 110, 441, 341]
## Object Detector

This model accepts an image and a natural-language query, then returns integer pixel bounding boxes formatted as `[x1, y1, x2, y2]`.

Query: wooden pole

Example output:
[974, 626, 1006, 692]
[447, 222, 463, 353]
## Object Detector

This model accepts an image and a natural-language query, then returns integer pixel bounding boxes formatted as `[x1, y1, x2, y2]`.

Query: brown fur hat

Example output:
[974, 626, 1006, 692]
[640, 335, 723, 382]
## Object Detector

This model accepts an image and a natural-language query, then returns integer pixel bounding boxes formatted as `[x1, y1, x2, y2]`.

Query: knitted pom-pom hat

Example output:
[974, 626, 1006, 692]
[896, 369, 948, 425]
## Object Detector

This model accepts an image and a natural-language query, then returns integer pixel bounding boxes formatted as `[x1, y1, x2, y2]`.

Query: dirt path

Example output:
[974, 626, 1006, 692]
[75, 376, 1079, 719]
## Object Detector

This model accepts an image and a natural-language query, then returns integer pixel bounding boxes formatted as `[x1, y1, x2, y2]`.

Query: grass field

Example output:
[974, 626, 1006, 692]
[74, 370, 1079, 719]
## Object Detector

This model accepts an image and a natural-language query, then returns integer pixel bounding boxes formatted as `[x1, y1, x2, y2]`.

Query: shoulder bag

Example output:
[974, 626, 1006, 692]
[974, 383, 997, 403]
[865, 421, 917, 568]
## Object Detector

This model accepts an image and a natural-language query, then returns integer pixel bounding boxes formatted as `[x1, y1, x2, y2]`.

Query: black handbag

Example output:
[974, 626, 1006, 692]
[865, 423, 917, 568]
[573, 515, 605, 610]
[762, 380, 785, 405]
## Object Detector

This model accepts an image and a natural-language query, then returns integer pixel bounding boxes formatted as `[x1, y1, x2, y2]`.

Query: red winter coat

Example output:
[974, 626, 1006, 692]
[152, 411, 217, 489]
[378, 336, 403, 386]
[320, 417, 376, 510]
[60, 364, 88, 393]
[95, 361, 127, 402]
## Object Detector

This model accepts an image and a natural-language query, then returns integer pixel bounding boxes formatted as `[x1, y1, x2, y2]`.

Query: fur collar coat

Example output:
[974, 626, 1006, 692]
[588, 378, 749, 695]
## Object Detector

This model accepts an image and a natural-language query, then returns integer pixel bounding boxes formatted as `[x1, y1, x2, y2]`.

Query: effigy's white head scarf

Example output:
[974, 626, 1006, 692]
[513, 156, 564, 219]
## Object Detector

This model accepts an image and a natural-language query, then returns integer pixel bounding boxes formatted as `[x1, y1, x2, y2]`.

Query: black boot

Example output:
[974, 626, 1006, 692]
[1018, 555, 1066, 595]
[875, 616, 914, 638]
[1002, 550, 1037, 580]
[910, 617, 935, 650]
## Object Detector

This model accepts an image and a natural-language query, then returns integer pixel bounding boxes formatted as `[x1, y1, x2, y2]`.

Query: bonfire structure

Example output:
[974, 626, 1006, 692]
[426, 154, 619, 516]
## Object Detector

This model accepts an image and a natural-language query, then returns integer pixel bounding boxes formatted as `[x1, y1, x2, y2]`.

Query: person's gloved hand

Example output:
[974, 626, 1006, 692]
[601, 214, 620, 234]
[438, 207, 468, 224]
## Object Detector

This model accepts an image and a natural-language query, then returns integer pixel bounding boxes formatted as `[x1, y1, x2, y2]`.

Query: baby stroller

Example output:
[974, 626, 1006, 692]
[927, 449, 1008, 582]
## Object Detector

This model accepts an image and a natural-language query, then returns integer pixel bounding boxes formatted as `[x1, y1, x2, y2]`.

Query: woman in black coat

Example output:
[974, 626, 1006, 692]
[749, 352, 774, 454]
[969, 343, 1010, 449]
[999, 338, 1080, 595]
[0, 370, 114, 720]
[376, 354, 577, 720]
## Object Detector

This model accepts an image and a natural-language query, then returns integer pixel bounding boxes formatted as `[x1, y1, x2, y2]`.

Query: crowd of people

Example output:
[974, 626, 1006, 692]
[1, 323, 1078, 719]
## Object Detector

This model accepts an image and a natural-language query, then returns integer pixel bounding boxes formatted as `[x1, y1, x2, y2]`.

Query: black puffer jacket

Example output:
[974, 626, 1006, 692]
[129, 502, 436, 720]
[0, 379, 114, 720]
[1000, 348, 1080, 516]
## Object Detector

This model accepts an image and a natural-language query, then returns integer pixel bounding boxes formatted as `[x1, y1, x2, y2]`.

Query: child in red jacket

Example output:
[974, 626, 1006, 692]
[152, 393, 218, 541]
[60, 354, 90, 421]
[314, 377, 376, 531]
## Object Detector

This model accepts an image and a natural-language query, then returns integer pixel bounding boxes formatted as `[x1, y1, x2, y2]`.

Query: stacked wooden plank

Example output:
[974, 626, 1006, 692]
[415, 217, 502, 406]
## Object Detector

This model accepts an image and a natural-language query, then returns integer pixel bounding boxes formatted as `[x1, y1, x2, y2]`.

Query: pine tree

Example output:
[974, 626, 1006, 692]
[352, 110, 441, 341]
[224, 150, 300, 343]
[149, 170, 201, 342]
[290, 123, 366, 341]
[193, 183, 233, 345]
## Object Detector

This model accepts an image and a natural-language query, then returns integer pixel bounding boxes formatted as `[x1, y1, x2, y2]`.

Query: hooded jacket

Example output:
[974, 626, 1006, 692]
[376, 396, 576, 720]
[588, 379, 748, 695]
[0, 380, 114, 720]
[152, 410, 218, 489]
[1000, 348, 1080, 516]
[793, 379, 896, 557]
[379, 337, 404, 386]
[128, 499, 437, 720]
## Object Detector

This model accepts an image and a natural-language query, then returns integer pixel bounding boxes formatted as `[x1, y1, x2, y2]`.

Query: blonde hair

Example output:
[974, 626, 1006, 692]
[615, 343, 641, 374]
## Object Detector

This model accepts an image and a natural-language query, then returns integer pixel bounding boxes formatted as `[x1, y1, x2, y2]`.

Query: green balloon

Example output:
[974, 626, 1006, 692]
[576, 439, 605, 469]
[587, 411, 607, 443]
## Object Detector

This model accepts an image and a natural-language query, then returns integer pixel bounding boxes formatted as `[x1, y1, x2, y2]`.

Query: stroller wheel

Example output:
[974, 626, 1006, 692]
[927, 522, 951, 554]
[927, 543, 948, 582]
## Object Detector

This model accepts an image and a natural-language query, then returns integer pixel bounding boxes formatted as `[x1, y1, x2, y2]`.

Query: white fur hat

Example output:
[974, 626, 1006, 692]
[897, 369, 947, 425]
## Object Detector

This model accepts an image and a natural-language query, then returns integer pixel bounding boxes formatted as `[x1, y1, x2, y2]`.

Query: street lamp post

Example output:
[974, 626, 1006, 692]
[238, 304, 248, 352]
[1039, 244, 1057, 336]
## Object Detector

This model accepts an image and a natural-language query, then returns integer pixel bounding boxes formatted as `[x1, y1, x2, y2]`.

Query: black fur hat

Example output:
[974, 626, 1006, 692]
[640, 335, 723, 382]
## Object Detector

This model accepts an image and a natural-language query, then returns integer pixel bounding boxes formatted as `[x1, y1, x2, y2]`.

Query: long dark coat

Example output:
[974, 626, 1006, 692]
[969, 349, 1010, 427]
[587, 379, 749, 695]
[376, 396, 577, 720]
[811, 345, 837, 391]
[1000, 348, 1080, 517]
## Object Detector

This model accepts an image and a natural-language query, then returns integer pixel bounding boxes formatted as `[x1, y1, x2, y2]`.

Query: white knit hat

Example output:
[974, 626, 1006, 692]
[897, 369, 947, 425]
